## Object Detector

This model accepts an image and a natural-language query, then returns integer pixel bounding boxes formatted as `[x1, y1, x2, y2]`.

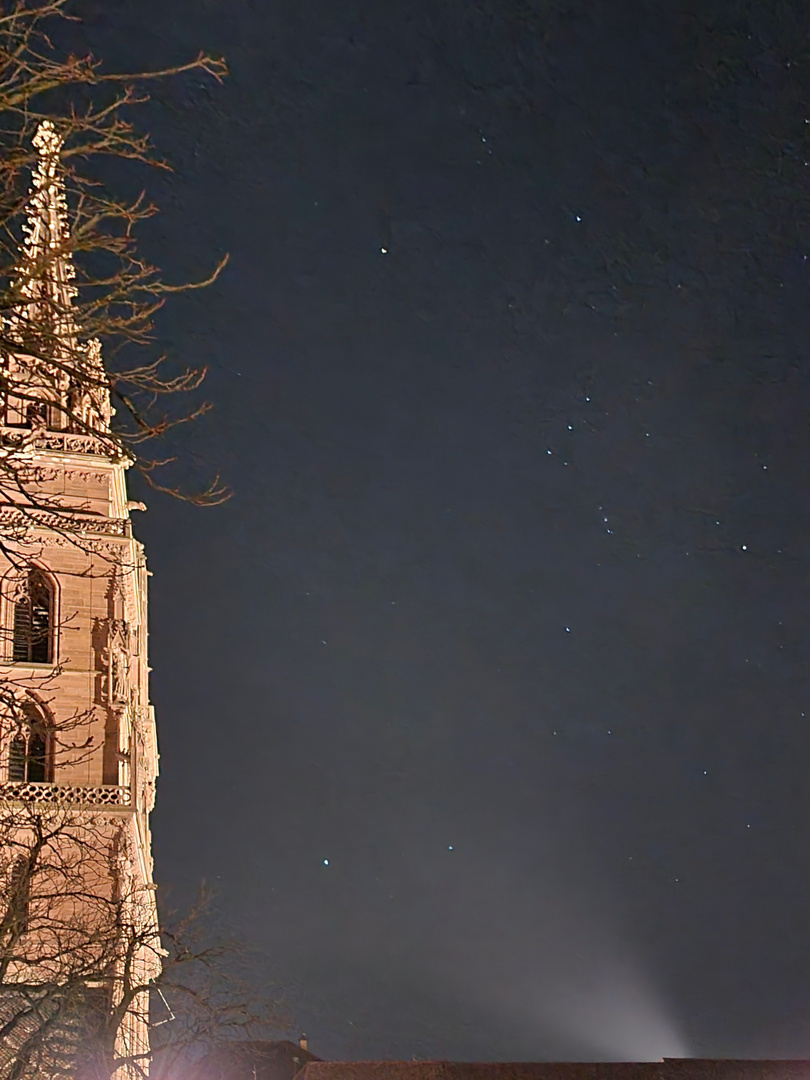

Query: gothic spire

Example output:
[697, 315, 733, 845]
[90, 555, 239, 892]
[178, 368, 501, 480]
[15, 119, 78, 342]
[2, 121, 111, 434]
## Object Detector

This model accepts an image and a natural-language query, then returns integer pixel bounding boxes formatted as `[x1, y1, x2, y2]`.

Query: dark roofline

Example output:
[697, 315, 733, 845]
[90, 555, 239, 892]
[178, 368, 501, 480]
[298, 1058, 810, 1080]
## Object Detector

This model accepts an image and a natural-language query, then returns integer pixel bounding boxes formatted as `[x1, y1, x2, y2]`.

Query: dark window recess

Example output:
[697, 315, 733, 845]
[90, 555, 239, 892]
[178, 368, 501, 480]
[12, 570, 53, 664]
[27, 732, 46, 782]
[65, 984, 113, 1070]
[7, 720, 50, 783]
[4, 855, 31, 934]
[25, 401, 48, 427]
[7, 733, 25, 781]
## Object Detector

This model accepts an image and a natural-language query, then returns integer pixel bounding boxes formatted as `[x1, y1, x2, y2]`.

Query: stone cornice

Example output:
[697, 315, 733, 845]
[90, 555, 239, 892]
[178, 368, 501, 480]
[0, 506, 132, 537]
[0, 426, 113, 458]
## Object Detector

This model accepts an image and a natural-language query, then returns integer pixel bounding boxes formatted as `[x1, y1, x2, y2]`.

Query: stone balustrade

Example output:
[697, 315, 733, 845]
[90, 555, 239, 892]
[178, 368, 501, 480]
[0, 780, 131, 806]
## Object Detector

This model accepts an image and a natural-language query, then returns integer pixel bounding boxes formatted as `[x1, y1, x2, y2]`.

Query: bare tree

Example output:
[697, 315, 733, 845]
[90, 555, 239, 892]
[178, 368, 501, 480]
[0, 4, 271, 1078]
[0, 803, 269, 1080]
[0, 0, 230, 524]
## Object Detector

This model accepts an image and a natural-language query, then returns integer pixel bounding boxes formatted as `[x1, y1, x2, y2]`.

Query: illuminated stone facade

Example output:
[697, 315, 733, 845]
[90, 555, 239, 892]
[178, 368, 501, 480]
[0, 122, 159, 1074]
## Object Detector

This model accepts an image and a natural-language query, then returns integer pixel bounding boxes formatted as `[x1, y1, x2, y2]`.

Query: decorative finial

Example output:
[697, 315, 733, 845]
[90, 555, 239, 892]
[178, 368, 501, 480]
[32, 118, 62, 158]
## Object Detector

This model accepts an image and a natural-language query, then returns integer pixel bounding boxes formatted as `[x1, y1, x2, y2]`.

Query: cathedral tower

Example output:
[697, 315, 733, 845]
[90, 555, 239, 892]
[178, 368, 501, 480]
[0, 122, 159, 1076]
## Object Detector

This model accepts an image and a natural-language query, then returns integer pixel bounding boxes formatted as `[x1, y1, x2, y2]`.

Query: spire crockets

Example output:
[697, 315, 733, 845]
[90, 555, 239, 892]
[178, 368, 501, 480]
[15, 120, 78, 340]
[3, 120, 110, 434]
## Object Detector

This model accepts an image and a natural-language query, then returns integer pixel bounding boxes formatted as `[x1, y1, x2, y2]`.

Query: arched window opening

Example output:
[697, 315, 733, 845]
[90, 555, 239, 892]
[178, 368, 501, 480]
[12, 569, 54, 664]
[6, 706, 52, 783]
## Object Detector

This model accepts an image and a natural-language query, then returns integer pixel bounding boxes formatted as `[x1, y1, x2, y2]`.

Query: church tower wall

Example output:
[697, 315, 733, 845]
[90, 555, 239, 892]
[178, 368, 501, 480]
[0, 122, 159, 1077]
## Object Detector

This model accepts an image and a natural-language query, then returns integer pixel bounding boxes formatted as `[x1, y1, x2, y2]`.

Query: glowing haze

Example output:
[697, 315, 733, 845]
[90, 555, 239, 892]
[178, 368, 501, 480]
[403, 847, 690, 1061]
[526, 960, 690, 1061]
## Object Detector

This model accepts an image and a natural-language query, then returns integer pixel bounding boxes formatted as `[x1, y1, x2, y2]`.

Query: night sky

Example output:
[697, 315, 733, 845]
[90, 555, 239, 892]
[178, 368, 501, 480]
[69, 0, 810, 1064]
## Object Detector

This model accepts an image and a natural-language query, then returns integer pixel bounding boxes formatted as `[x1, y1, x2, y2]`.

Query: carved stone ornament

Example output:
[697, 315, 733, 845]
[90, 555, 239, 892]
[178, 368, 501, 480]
[0, 427, 114, 457]
[0, 508, 130, 537]
[63, 469, 108, 485]
[100, 617, 130, 708]
[5, 571, 28, 604]
[20, 466, 60, 483]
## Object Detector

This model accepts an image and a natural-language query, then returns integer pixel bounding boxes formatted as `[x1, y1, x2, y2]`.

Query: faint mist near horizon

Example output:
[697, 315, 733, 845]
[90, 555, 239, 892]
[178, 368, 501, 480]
[403, 847, 689, 1062]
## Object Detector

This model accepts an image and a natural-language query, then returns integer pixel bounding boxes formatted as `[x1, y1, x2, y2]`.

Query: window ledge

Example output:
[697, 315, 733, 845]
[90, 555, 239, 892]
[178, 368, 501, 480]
[1, 662, 57, 670]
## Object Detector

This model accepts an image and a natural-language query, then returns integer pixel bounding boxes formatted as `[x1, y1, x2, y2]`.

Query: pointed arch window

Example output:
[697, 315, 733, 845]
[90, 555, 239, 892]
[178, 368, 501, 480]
[7, 705, 51, 783]
[12, 569, 54, 664]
